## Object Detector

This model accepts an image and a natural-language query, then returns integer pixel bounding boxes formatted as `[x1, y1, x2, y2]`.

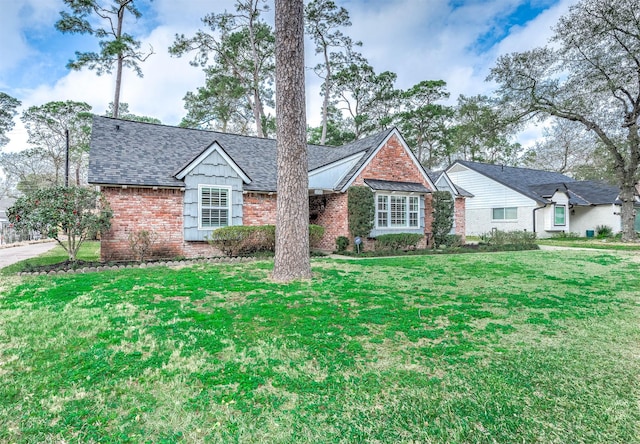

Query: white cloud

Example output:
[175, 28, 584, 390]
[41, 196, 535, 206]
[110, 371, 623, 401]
[2, 0, 579, 155]
[0, 0, 59, 82]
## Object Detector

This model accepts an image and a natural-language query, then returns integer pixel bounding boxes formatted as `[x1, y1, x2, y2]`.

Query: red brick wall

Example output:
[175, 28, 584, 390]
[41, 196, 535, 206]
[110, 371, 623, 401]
[313, 193, 349, 250]
[353, 133, 435, 240]
[101, 187, 185, 261]
[351, 134, 431, 187]
[243, 193, 277, 225]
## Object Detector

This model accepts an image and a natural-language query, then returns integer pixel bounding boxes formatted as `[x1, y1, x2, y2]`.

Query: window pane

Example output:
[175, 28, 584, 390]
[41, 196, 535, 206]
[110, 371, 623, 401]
[409, 196, 419, 227]
[493, 207, 516, 220]
[555, 206, 565, 225]
[201, 188, 212, 206]
[390, 196, 406, 226]
[376, 195, 388, 227]
[201, 187, 230, 228]
[377, 195, 387, 210]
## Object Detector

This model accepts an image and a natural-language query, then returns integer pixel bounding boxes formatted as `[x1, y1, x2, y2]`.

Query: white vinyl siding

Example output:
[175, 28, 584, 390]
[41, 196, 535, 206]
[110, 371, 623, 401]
[447, 164, 538, 235]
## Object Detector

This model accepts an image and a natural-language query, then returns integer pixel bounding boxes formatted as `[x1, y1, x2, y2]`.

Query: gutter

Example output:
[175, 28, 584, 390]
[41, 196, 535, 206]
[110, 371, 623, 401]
[532, 204, 548, 233]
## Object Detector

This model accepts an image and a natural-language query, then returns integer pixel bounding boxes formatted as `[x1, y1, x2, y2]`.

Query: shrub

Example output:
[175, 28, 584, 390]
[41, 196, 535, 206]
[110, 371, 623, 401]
[482, 230, 537, 248]
[128, 229, 159, 262]
[335, 236, 350, 252]
[7, 186, 112, 261]
[551, 231, 581, 239]
[375, 233, 424, 251]
[432, 191, 454, 248]
[348, 186, 375, 238]
[440, 234, 463, 248]
[596, 225, 613, 238]
[309, 224, 325, 249]
[207, 224, 324, 257]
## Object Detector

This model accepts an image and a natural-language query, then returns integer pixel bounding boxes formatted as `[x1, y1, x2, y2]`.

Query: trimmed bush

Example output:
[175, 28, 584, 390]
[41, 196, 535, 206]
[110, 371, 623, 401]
[348, 186, 375, 238]
[309, 224, 325, 249]
[207, 224, 324, 256]
[432, 191, 454, 248]
[375, 233, 424, 251]
[439, 234, 463, 248]
[335, 236, 350, 252]
[481, 230, 537, 249]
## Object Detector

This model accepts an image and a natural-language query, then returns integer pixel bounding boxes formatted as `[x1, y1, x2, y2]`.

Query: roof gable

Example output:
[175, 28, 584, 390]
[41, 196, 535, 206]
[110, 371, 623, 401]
[337, 128, 436, 192]
[175, 141, 251, 184]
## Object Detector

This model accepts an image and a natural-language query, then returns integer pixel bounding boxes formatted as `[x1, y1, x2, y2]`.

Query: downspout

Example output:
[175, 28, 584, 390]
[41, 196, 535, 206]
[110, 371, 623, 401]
[532, 204, 548, 234]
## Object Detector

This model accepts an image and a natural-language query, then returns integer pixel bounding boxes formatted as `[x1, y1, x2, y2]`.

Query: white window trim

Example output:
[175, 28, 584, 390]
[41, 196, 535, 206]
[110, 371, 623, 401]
[492, 207, 518, 222]
[375, 193, 421, 229]
[198, 184, 232, 230]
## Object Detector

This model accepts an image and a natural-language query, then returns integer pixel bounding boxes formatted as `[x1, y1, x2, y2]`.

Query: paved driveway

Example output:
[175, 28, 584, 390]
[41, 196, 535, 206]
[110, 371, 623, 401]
[0, 241, 57, 269]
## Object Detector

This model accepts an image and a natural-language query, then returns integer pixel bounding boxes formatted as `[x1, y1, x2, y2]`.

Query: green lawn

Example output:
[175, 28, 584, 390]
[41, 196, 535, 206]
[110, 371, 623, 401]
[0, 241, 101, 275]
[537, 237, 640, 251]
[1, 250, 639, 442]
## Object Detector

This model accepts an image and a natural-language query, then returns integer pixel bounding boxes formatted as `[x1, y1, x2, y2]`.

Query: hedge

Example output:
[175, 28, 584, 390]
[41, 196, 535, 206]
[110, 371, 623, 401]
[207, 224, 325, 257]
[374, 233, 424, 251]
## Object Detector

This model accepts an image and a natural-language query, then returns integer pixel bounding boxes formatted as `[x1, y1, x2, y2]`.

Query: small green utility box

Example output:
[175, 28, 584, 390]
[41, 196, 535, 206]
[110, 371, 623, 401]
[586, 230, 595, 238]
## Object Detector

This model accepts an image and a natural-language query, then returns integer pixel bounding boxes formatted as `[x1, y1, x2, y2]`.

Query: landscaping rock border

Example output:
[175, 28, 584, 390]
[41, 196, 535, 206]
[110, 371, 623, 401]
[16, 256, 258, 276]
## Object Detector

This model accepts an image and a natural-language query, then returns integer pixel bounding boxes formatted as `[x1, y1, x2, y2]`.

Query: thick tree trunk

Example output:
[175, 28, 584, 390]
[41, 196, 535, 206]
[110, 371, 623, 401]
[273, 0, 312, 282]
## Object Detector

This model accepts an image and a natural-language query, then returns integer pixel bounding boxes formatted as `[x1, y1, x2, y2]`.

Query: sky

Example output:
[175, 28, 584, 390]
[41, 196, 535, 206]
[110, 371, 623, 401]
[0, 0, 577, 154]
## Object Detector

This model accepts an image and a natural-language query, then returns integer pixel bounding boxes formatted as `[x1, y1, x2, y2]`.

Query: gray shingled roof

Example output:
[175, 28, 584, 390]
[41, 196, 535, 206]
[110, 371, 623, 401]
[453, 160, 576, 204]
[89, 116, 392, 192]
[530, 181, 622, 206]
[426, 170, 474, 198]
[455, 160, 625, 205]
[364, 179, 431, 193]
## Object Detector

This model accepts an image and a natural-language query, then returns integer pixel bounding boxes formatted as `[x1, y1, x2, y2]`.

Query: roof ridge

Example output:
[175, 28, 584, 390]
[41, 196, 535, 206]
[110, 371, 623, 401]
[94, 115, 279, 143]
[457, 159, 575, 179]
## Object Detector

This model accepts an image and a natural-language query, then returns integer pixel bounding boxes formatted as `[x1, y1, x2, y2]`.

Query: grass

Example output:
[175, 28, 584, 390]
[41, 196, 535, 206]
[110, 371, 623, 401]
[1, 250, 639, 442]
[0, 241, 101, 275]
[537, 237, 640, 251]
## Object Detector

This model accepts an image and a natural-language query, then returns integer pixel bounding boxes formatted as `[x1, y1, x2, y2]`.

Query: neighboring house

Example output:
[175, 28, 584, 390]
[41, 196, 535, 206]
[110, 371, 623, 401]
[0, 198, 12, 224]
[88, 116, 468, 260]
[0, 198, 16, 245]
[446, 160, 639, 238]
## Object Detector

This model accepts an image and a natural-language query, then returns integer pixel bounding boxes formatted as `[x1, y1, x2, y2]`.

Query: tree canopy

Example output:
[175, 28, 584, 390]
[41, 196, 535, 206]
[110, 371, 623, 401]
[21, 101, 93, 187]
[170, 0, 275, 137]
[1, 93, 21, 147]
[305, 0, 361, 145]
[56, 0, 153, 118]
[7, 186, 112, 261]
[488, 0, 640, 241]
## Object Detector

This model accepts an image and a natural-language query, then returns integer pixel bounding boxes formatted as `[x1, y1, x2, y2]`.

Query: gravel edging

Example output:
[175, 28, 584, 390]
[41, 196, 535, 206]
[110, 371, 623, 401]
[16, 256, 258, 276]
